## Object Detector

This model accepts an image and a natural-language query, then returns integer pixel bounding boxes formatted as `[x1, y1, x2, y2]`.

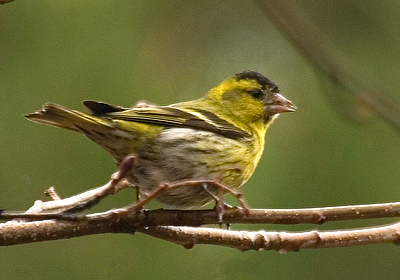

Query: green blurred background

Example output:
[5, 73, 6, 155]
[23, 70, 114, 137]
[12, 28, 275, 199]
[1, 0, 400, 279]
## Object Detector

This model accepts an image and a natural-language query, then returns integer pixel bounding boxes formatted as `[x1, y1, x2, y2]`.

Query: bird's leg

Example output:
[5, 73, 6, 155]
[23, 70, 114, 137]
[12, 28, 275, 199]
[125, 182, 171, 210]
[124, 178, 250, 222]
[211, 166, 250, 219]
[203, 179, 250, 220]
[108, 154, 136, 195]
[201, 183, 225, 223]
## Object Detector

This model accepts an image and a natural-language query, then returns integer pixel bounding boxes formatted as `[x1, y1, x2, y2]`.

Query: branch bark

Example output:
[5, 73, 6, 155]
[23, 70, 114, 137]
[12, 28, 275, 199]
[2, 180, 400, 250]
[3, 206, 400, 251]
[138, 222, 400, 251]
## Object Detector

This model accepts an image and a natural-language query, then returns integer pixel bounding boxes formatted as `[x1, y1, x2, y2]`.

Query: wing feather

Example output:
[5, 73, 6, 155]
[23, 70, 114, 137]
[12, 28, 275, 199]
[84, 100, 250, 139]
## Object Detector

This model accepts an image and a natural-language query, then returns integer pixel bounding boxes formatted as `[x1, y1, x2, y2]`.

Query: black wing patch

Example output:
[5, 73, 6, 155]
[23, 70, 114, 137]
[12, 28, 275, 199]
[84, 100, 127, 115]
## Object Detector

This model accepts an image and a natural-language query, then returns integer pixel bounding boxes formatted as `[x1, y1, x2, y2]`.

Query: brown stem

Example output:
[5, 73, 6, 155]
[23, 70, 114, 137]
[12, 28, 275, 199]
[139, 221, 400, 251]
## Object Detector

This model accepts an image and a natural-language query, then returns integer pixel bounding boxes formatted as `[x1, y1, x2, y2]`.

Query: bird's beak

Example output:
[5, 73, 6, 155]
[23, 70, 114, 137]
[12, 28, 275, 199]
[265, 93, 296, 114]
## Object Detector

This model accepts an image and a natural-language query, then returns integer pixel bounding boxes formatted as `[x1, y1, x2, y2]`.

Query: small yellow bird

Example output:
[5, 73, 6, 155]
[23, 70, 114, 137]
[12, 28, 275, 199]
[26, 71, 296, 209]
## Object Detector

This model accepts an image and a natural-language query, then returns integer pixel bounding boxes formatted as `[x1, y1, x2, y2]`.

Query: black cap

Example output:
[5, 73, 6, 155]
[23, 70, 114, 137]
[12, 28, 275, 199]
[234, 70, 279, 93]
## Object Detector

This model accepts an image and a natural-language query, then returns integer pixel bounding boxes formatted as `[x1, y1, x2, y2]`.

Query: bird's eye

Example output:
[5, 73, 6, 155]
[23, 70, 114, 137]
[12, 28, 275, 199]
[250, 89, 264, 100]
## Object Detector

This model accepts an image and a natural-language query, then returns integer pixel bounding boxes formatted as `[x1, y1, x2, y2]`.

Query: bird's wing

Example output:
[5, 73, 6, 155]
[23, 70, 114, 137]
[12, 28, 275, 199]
[83, 100, 250, 139]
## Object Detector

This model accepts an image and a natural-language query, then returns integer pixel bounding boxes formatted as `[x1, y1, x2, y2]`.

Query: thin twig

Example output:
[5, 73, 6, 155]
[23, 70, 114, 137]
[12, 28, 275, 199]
[21, 155, 136, 215]
[0, 0, 15, 5]
[2, 204, 400, 250]
[22, 181, 118, 214]
[255, 0, 400, 132]
[138, 222, 400, 251]
[4, 197, 400, 225]
[2, 157, 400, 248]
[2, 195, 400, 247]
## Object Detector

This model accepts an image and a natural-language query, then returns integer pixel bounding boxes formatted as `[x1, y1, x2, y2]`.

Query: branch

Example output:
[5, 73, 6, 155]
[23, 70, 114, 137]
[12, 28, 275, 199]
[0, 0, 14, 5]
[4, 186, 400, 225]
[1, 151, 400, 249]
[255, 0, 400, 132]
[2, 178, 400, 249]
[138, 222, 400, 251]
[3, 207, 400, 251]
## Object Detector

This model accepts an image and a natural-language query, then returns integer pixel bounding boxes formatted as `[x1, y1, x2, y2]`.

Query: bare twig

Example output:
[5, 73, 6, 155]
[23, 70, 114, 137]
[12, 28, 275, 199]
[4, 194, 400, 225]
[22, 155, 136, 215]
[0, 211, 136, 246]
[4, 204, 400, 251]
[255, 0, 400, 132]
[2, 152, 400, 249]
[2, 182, 400, 248]
[138, 222, 400, 251]
[0, 0, 15, 5]
[22, 181, 121, 214]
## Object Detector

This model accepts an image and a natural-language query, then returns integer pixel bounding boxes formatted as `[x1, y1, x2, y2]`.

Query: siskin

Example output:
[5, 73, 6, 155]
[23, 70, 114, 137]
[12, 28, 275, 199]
[26, 71, 296, 209]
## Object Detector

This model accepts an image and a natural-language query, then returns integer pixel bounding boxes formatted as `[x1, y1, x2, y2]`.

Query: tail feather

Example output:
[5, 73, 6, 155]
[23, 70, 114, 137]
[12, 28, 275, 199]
[25, 103, 111, 133]
[25, 103, 138, 163]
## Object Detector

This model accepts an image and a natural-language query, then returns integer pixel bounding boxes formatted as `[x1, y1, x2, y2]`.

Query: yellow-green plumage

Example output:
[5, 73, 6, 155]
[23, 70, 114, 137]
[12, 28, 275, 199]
[26, 71, 296, 209]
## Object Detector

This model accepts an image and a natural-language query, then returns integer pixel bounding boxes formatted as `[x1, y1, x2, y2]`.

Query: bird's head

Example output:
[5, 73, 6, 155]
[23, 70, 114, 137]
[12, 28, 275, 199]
[206, 70, 296, 133]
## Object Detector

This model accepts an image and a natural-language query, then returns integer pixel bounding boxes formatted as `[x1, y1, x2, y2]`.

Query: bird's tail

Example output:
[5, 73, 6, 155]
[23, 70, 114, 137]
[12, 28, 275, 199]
[25, 103, 111, 133]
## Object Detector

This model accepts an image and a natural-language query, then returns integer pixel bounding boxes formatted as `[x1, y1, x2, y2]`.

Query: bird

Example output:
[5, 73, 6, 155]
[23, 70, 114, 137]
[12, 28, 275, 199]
[26, 70, 296, 209]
